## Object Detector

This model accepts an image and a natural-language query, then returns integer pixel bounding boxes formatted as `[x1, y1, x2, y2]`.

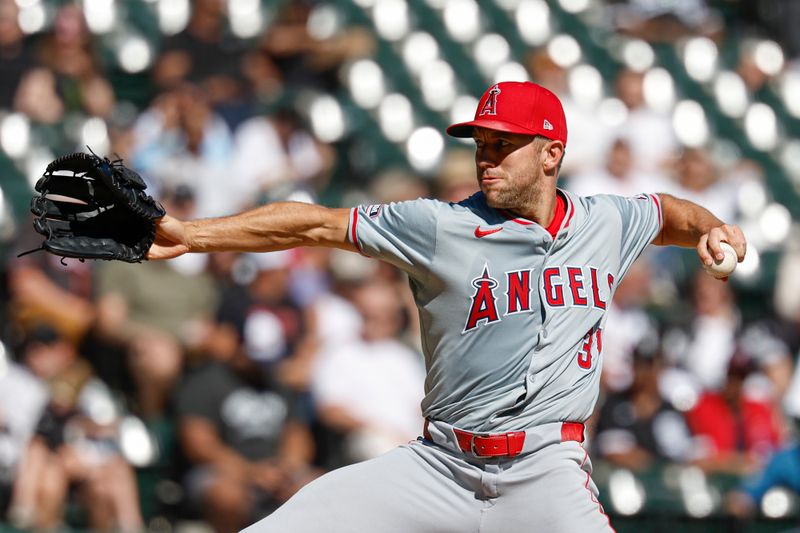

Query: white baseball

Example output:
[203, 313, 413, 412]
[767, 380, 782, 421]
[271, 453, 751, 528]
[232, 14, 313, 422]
[703, 242, 738, 279]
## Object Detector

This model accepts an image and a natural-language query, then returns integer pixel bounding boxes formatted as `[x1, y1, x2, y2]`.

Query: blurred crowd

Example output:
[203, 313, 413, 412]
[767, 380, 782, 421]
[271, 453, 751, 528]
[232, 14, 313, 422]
[1, 0, 800, 531]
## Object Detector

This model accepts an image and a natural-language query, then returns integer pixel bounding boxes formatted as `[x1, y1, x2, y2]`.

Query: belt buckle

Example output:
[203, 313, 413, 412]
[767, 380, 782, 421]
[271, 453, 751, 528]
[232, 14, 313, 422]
[469, 432, 493, 457]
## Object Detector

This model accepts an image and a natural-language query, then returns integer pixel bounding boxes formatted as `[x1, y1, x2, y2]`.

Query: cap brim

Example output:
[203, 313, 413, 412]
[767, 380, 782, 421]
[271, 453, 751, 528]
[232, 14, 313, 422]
[445, 118, 540, 138]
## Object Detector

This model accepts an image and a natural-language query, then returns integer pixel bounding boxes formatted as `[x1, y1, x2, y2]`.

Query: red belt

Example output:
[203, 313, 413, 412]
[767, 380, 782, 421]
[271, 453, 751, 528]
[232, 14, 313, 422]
[423, 420, 585, 458]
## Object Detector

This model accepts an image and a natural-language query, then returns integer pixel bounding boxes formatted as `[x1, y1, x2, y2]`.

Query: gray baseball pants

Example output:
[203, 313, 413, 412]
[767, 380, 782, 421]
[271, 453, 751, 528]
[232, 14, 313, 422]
[241, 421, 615, 533]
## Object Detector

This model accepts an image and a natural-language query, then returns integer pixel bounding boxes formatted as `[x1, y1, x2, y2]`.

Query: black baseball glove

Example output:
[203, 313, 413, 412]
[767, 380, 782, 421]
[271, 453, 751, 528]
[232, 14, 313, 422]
[24, 151, 165, 263]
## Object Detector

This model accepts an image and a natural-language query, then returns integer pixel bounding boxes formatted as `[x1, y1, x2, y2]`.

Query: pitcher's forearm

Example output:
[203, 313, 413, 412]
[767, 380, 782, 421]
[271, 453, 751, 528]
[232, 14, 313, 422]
[185, 202, 354, 253]
[655, 193, 724, 247]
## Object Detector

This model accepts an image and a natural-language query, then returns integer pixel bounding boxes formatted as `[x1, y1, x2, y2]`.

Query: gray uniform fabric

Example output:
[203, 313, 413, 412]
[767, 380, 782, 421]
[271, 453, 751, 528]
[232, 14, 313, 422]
[242, 189, 661, 532]
[351, 190, 661, 431]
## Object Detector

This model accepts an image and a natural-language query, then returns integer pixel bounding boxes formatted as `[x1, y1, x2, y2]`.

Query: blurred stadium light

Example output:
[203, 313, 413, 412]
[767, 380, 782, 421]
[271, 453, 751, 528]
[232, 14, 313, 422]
[744, 103, 779, 151]
[568, 65, 604, 108]
[228, 0, 263, 39]
[379, 93, 414, 142]
[762, 487, 797, 519]
[309, 95, 346, 143]
[420, 60, 457, 111]
[548, 34, 582, 68]
[118, 35, 153, 74]
[493, 62, 529, 84]
[642, 68, 676, 113]
[307, 4, 342, 41]
[752, 39, 785, 77]
[608, 469, 645, 516]
[682, 37, 718, 83]
[372, 0, 409, 42]
[80, 117, 111, 156]
[82, 0, 116, 34]
[713, 71, 749, 118]
[515, 0, 551, 46]
[474, 33, 511, 80]
[157, 0, 189, 35]
[678, 466, 718, 518]
[17, 0, 47, 34]
[119, 416, 160, 467]
[347, 59, 386, 109]
[402, 32, 440, 76]
[621, 39, 655, 73]
[597, 98, 628, 128]
[406, 126, 444, 173]
[443, 0, 481, 43]
[672, 100, 709, 147]
[0, 113, 31, 159]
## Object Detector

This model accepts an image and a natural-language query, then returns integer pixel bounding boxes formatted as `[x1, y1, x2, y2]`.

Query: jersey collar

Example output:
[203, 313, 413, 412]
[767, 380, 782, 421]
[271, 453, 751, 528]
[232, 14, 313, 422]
[499, 189, 575, 239]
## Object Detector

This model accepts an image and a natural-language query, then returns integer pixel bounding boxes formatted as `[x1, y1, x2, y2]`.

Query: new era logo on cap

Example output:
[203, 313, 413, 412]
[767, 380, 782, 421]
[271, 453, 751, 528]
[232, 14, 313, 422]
[445, 81, 568, 145]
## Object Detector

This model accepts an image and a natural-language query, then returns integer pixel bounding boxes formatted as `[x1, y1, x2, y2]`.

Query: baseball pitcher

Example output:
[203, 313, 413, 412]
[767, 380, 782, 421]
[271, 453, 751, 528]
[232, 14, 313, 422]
[143, 81, 746, 532]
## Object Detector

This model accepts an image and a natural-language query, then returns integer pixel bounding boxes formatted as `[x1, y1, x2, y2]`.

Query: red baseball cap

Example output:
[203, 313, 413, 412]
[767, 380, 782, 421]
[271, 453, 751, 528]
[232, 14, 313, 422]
[446, 81, 567, 145]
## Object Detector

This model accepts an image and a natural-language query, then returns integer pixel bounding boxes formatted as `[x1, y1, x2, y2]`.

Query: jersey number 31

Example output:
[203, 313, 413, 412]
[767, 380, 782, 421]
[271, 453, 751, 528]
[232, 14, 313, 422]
[576, 327, 602, 370]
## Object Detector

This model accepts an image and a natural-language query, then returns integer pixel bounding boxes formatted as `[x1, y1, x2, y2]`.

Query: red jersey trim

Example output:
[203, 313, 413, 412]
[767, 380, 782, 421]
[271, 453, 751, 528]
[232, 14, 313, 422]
[349, 208, 367, 257]
[498, 190, 571, 239]
[648, 193, 663, 229]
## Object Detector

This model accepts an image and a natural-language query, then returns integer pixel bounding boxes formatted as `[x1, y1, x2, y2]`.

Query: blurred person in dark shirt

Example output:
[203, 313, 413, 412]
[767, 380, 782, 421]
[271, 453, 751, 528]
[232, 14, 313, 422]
[154, 0, 248, 125]
[594, 342, 694, 471]
[0, 0, 35, 110]
[174, 315, 316, 533]
[36, 4, 115, 118]
[216, 251, 317, 392]
[9, 325, 143, 532]
[85, 187, 216, 419]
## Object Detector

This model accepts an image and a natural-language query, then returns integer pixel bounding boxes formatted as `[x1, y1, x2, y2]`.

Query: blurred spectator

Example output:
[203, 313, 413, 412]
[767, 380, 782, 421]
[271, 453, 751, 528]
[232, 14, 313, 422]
[215, 251, 317, 392]
[568, 138, 671, 197]
[9, 232, 95, 344]
[312, 281, 425, 464]
[37, 4, 115, 118]
[0, 0, 35, 110]
[526, 49, 608, 176]
[686, 352, 785, 475]
[13, 68, 65, 125]
[310, 249, 372, 351]
[174, 323, 316, 533]
[662, 147, 740, 225]
[434, 149, 478, 202]
[154, 0, 246, 113]
[614, 68, 678, 175]
[0, 333, 48, 521]
[608, 0, 723, 42]
[87, 189, 217, 418]
[600, 261, 659, 392]
[249, 2, 374, 95]
[595, 344, 694, 471]
[132, 84, 237, 217]
[773, 235, 800, 353]
[232, 107, 335, 204]
[674, 271, 739, 391]
[726, 439, 800, 518]
[8, 325, 143, 532]
[369, 168, 429, 205]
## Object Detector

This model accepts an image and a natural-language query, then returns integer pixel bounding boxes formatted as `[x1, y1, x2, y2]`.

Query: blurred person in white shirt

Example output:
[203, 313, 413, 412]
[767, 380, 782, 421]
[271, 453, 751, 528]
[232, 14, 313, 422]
[311, 281, 425, 464]
[568, 138, 671, 198]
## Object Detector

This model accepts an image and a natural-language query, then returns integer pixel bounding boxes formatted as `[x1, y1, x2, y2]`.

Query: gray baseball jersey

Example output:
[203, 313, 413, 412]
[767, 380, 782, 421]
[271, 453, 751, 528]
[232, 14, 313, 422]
[348, 189, 662, 433]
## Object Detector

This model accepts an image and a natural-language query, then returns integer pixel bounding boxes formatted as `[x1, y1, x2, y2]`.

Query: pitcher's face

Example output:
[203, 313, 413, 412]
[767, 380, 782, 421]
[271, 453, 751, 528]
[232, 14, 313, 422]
[473, 128, 545, 211]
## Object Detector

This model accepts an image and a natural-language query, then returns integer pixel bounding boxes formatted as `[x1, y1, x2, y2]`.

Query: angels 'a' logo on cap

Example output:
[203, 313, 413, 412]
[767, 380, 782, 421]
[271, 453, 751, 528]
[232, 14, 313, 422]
[543, 119, 554, 131]
[478, 85, 501, 117]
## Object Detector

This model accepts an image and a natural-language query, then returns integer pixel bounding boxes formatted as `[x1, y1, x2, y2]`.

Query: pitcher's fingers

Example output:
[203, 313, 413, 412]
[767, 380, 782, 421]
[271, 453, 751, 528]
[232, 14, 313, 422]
[697, 234, 713, 266]
[706, 229, 725, 262]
